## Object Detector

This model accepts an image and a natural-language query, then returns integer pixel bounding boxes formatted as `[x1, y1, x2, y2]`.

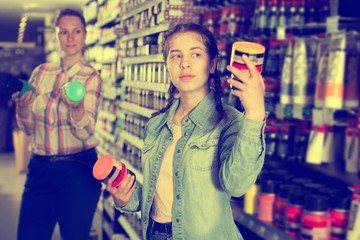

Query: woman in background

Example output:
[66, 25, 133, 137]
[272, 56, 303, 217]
[13, 8, 102, 240]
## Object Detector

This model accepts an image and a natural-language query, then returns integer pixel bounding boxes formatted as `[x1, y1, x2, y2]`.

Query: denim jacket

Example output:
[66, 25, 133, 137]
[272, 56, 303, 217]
[116, 91, 266, 240]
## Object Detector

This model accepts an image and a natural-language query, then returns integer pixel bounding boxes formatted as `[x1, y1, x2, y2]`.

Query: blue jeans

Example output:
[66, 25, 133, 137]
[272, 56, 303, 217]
[17, 149, 101, 240]
[147, 218, 173, 240]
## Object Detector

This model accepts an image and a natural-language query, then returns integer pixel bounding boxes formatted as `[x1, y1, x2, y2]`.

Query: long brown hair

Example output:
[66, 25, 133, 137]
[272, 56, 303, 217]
[151, 23, 226, 123]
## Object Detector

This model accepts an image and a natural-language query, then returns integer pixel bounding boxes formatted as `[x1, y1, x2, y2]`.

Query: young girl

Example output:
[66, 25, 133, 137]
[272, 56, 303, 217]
[107, 23, 266, 240]
[13, 9, 102, 239]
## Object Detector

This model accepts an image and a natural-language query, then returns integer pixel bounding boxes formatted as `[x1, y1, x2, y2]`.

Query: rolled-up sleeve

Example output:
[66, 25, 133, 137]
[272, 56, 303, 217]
[219, 115, 266, 197]
[114, 185, 142, 213]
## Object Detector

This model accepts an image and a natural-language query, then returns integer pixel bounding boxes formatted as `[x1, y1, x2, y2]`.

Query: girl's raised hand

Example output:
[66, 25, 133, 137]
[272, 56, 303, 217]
[227, 54, 265, 121]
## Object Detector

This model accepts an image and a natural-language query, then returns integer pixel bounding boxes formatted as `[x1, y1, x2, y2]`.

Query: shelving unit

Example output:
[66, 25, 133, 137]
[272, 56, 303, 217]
[77, 0, 360, 239]
[86, 0, 176, 238]
[118, 216, 141, 240]
[231, 201, 296, 240]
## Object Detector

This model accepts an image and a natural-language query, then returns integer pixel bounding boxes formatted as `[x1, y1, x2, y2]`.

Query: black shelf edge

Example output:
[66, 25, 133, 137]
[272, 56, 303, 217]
[266, 158, 360, 187]
[231, 201, 296, 240]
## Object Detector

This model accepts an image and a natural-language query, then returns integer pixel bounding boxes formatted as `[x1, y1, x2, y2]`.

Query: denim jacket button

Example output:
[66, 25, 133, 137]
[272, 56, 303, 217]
[176, 195, 180, 199]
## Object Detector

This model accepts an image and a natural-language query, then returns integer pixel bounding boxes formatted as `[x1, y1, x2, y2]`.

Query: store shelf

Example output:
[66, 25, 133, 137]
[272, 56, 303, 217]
[103, 219, 114, 239]
[277, 160, 360, 186]
[121, 80, 169, 93]
[104, 198, 115, 222]
[96, 145, 111, 156]
[95, 127, 117, 143]
[120, 22, 172, 42]
[231, 201, 295, 240]
[99, 35, 117, 45]
[96, 16, 119, 28]
[326, 16, 360, 33]
[122, 54, 164, 65]
[121, 0, 163, 20]
[119, 101, 155, 118]
[98, 110, 117, 122]
[96, 185, 106, 213]
[304, 163, 360, 185]
[118, 215, 141, 240]
[86, 38, 98, 46]
[118, 130, 144, 150]
[99, 58, 117, 64]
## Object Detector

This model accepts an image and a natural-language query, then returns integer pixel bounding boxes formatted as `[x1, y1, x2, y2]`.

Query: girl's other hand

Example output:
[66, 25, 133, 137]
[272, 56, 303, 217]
[106, 174, 137, 207]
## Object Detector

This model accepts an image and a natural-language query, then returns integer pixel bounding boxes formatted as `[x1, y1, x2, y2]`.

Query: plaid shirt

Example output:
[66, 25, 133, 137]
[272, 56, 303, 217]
[17, 58, 102, 155]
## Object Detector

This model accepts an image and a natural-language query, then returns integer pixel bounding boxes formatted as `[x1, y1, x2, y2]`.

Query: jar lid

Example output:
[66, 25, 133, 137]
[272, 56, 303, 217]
[330, 192, 352, 210]
[288, 190, 308, 206]
[65, 81, 86, 102]
[304, 194, 329, 212]
[232, 41, 266, 54]
[278, 184, 301, 199]
[7, 78, 23, 94]
[261, 179, 279, 194]
[93, 155, 114, 180]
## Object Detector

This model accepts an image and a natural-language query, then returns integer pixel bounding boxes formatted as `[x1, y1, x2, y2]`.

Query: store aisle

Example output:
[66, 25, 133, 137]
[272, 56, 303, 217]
[0, 151, 61, 240]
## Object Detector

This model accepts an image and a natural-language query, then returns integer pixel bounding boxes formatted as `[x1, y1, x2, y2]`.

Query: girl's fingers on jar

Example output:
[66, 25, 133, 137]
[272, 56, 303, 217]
[123, 174, 134, 191]
[227, 78, 245, 91]
[226, 65, 250, 84]
[127, 182, 136, 197]
[241, 54, 260, 79]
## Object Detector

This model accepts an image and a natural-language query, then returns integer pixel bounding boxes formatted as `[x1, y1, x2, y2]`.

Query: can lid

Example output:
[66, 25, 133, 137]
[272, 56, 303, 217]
[93, 155, 114, 180]
[261, 179, 279, 194]
[7, 78, 23, 94]
[330, 192, 352, 210]
[232, 41, 266, 54]
[65, 81, 86, 102]
[304, 194, 329, 212]
[288, 189, 308, 205]
[278, 184, 301, 199]
[289, 177, 313, 186]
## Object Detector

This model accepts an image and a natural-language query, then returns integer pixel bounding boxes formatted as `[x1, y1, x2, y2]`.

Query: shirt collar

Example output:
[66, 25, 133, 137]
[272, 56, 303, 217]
[60, 57, 86, 77]
[187, 91, 217, 129]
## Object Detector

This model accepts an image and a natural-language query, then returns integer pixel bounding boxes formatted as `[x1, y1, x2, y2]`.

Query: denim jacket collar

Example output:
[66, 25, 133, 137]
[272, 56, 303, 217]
[158, 91, 217, 131]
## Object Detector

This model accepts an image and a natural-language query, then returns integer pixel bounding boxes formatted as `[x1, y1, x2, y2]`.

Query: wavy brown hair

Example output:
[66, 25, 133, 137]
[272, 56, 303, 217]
[151, 23, 226, 123]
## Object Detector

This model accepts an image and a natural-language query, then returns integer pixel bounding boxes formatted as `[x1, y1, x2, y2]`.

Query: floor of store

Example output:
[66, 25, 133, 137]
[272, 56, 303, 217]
[0, 151, 61, 240]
